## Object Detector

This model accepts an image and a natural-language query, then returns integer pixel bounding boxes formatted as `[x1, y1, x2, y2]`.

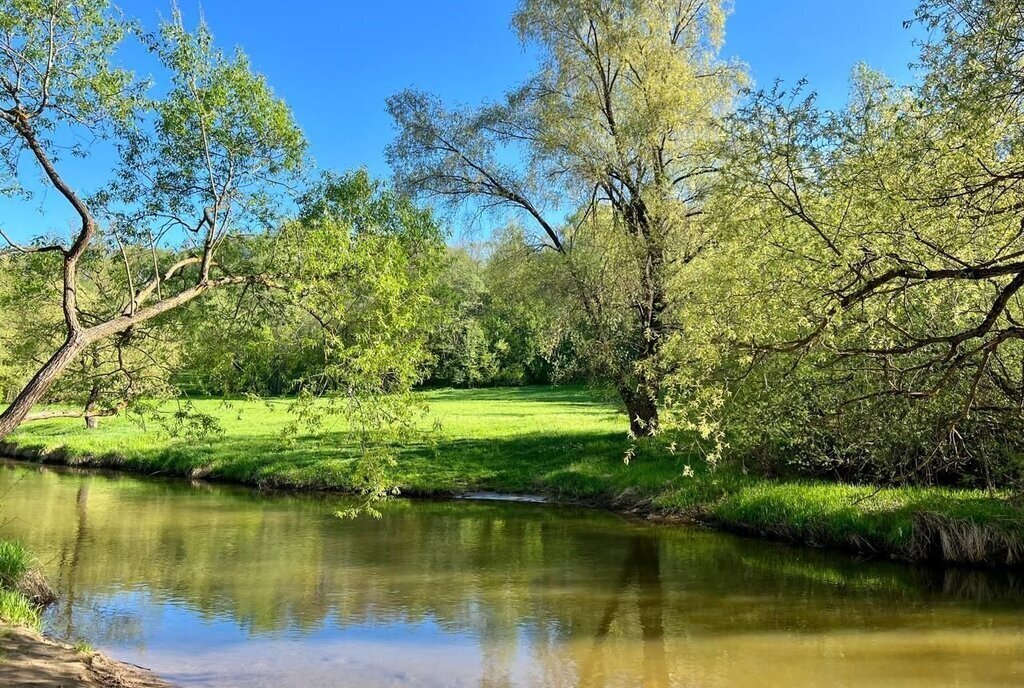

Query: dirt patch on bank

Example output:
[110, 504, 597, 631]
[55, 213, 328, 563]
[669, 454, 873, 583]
[0, 624, 173, 687]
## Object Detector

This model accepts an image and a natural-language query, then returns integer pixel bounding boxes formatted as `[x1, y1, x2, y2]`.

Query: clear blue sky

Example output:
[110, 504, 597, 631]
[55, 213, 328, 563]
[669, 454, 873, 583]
[6, 0, 922, 241]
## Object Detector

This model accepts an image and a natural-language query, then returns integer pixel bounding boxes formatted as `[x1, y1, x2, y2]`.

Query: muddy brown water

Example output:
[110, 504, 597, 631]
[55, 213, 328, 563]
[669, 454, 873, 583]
[2, 458, 1024, 687]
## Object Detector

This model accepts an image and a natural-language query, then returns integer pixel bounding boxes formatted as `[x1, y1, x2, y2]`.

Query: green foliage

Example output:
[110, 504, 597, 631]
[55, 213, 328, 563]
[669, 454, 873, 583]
[0, 589, 40, 630]
[423, 239, 579, 388]
[0, 541, 29, 590]
[648, 0, 1024, 487]
[388, 0, 746, 433]
[252, 170, 448, 506]
[0, 0, 140, 185]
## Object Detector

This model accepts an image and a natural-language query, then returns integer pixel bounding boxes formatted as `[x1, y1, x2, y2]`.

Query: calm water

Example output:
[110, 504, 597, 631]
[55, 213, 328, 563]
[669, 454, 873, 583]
[3, 460, 1024, 687]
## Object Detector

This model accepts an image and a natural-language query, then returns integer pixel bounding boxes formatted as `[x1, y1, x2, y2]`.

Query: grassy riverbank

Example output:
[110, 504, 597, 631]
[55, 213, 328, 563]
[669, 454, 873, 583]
[0, 541, 45, 629]
[3, 385, 1023, 567]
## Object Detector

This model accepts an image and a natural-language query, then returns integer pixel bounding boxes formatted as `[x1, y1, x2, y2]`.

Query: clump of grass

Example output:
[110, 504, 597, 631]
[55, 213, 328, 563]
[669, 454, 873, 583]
[909, 511, 1024, 566]
[0, 540, 55, 628]
[0, 541, 30, 589]
[73, 639, 93, 654]
[0, 589, 40, 630]
[0, 540, 55, 605]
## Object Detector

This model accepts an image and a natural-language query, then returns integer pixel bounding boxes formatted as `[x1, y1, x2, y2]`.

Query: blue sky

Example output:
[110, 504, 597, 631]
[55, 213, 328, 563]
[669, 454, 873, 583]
[149, 0, 923, 177]
[5, 0, 923, 241]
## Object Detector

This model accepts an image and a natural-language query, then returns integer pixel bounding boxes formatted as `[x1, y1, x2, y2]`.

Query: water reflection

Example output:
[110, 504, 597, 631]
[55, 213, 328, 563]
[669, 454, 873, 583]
[576, 534, 667, 688]
[2, 460, 1024, 687]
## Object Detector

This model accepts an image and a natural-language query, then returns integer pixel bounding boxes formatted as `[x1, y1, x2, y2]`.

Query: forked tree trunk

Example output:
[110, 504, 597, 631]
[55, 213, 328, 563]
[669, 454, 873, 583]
[0, 336, 87, 440]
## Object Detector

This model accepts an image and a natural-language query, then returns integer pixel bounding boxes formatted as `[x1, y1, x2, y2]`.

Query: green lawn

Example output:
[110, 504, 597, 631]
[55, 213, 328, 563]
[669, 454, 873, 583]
[4, 385, 1024, 567]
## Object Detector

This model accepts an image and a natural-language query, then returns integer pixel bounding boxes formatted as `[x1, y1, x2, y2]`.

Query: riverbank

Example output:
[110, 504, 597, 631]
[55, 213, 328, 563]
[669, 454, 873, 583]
[3, 386, 1023, 568]
[0, 624, 173, 687]
[0, 541, 171, 687]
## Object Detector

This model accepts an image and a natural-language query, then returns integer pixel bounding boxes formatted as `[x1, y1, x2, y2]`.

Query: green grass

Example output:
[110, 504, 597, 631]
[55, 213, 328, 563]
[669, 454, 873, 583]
[0, 542, 41, 631]
[0, 589, 40, 630]
[5, 385, 1024, 566]
[0, 541, 29, 590]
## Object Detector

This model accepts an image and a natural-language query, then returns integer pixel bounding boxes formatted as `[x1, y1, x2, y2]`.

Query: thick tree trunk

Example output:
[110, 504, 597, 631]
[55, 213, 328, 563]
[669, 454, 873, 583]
[620, 383, 659, 437]
[0, 336, 87, 440]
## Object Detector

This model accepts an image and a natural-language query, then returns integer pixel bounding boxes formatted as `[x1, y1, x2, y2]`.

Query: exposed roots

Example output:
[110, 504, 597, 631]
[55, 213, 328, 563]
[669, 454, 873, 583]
[909, 512, 1024, 566]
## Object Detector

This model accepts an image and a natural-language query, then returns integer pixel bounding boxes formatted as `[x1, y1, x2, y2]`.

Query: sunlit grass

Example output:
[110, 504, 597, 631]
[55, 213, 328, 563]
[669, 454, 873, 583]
[0, 589, 40, 630]
[0, 541, 29, 590]
[0, 541, 41, 631]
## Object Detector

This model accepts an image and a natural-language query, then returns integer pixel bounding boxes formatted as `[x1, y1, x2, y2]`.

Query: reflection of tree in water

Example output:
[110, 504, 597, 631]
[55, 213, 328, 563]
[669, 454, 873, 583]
[8, 462, 1024, 688]
[47, 485, 148, 646]
[51, 484, 89, 640]
[575, 533, 668, 688]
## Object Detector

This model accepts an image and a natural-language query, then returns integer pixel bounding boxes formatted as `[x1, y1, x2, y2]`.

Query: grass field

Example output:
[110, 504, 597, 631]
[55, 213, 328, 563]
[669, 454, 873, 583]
[4, 385, 1024, 567]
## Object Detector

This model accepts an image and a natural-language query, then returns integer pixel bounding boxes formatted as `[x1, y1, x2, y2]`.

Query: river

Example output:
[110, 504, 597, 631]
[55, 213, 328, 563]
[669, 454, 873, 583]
[2, 459, 1023, 687]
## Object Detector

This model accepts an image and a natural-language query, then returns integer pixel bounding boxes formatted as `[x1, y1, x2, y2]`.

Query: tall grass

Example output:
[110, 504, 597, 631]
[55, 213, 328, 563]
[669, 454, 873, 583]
[0, 540, 30, 589]
[0, 588, 40, 630]
[0, 540, 45, 630]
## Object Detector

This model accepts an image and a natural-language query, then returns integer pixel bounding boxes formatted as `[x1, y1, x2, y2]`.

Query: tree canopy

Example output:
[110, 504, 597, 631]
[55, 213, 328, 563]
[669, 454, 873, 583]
[388, 0, 745, 436]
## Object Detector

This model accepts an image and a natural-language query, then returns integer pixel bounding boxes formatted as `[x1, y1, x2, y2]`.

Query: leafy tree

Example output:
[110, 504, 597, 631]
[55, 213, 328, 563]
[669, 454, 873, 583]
[685, 0, 1024, 484]
[0, 1, 306, 438]
[425, 248, 499, 387]
[423, 240, 570, 388]
[388, 0, 744, 435]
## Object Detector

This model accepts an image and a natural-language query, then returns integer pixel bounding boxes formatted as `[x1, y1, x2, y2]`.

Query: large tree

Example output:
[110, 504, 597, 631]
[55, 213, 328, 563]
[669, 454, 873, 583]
[388, 0, 742, 435]
[694, 0, 1024, 483]
[0, 1, 305, 438]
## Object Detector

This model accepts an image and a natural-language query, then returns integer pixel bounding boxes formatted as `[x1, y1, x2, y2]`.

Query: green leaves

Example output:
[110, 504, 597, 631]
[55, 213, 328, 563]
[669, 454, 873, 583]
[0, 0, 140, 193]
[677, 0, 1024, 488]
[107, 9, 306, 248]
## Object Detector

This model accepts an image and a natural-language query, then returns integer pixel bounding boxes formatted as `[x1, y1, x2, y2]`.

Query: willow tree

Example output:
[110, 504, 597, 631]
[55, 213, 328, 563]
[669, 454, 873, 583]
[0, 1, 306, 438]
[701, 0, 1024, 483]
[388, 0, 743, 436]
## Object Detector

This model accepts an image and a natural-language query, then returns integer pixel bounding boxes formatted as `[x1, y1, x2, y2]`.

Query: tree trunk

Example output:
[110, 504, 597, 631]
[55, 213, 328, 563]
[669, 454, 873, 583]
[84, 384, 101, 430]
[0, 336, 86, 440]
[620, 384, 659, 437]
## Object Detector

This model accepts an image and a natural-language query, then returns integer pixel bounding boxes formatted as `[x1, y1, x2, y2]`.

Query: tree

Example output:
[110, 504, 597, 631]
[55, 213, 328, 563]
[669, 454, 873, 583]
[0, 1, 304, 438]
[422, 239, 572, 388]
[388, 0, 743, 436]
[0, 248, 184, 428]
[695, 0, 1024, 484]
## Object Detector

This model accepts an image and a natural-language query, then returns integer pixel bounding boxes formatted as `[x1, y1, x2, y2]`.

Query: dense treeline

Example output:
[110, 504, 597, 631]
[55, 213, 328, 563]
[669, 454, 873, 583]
[4, 0, 1024, 492]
